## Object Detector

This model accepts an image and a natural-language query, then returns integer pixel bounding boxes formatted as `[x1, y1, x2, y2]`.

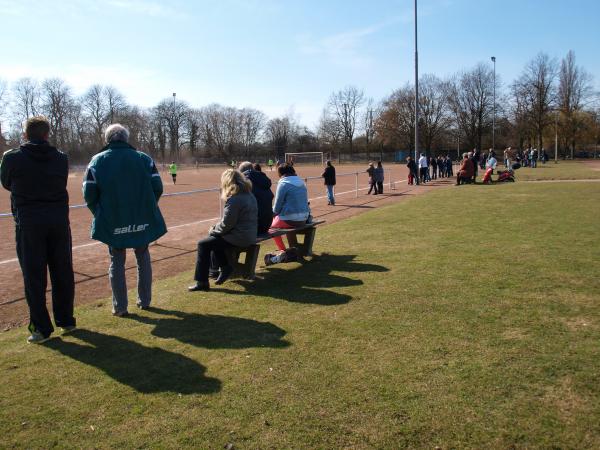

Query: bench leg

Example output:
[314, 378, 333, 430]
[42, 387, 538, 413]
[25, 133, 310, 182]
[296, 227, 316, 257]
[242, 245, 260, 279]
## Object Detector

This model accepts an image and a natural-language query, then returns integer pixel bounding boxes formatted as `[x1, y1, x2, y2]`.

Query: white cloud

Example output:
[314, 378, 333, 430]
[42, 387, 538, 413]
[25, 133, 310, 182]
[296, 15, 409, 69]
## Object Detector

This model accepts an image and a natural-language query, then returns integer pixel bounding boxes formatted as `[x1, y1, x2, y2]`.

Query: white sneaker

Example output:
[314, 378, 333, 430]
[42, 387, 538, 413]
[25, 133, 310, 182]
[27, 331, 50, 344]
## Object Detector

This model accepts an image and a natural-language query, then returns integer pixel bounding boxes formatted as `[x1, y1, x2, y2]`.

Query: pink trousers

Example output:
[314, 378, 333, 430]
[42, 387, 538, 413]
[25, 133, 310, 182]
[270, 216, 302, 251]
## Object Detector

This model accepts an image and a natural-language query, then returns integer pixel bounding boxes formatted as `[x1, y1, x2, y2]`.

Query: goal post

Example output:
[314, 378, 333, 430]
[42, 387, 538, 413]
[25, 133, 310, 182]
[284, 152, 325, 166]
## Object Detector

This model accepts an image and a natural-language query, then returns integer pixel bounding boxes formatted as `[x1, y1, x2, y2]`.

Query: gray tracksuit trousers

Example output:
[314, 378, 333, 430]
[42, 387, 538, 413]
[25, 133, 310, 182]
[108, 246, 152, 313]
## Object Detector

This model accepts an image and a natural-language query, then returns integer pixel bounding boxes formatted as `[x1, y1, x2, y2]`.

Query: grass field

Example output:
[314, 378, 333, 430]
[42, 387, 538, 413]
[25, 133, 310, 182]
[507, 160, 600, 181]
[2, 180, 600, 448]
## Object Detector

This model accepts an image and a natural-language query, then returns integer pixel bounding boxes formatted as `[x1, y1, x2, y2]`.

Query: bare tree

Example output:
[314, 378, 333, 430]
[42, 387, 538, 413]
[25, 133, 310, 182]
[265, 115, 296, 159]
[200, 104, 229, 158]
[419, 75, 451, 152]
[513, 52, 558, 151]
[558, 50, 594, 158]
[318, 107, 344, 149]
[12, 78, 40, 123]
[448, 63, 496, 151]
[183, 108, 202, 156]
[0, 79, 8, 150]
[83, 84, 108, 148]
[373, 84, 415, 150]
[363, 97, 375, 145]
[240, 108, 266, 157]
[328, 86, 365, 153]
[155, 97, 189, 161]
[40, 78, 74, 148]
[375, 75, 451, 154]
[104, 86, 127, 124]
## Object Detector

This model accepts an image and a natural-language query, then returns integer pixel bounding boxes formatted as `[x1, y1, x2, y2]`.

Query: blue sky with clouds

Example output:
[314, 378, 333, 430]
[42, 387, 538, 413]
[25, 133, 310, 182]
[1, 0, 598, 126]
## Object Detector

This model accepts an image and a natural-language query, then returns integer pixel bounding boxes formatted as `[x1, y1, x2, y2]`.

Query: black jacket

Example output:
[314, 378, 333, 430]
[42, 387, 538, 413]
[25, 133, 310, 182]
[243, 169, 274, 235]
[322, 166, 336, 186]
[0, 142, 69, 225]
[407, 160, 417, 173]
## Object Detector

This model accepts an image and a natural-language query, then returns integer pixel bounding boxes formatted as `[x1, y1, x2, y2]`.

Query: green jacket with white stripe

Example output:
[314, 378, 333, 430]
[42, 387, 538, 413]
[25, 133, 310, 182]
[83, 141, 166, 248]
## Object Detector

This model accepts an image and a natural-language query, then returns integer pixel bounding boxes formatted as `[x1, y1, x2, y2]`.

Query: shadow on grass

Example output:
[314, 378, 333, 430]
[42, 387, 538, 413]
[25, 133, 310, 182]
[217, 253, 388, 306]
[45, 329, 221, 394]
[127, 308, 290, 349]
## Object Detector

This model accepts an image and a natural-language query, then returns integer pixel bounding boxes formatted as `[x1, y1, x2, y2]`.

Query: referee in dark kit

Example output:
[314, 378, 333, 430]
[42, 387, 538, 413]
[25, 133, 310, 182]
[0, 116, 76, 343]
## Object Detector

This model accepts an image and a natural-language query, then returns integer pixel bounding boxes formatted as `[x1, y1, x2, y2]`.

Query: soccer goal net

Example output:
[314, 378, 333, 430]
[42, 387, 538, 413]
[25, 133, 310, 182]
[284, 152, 324, 166]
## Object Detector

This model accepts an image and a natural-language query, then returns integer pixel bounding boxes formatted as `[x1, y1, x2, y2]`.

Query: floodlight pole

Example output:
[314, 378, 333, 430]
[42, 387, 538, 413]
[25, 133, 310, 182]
[172, 92, 178, 163]
[491, 56, 496, 153]
[414, 0, 419, 168]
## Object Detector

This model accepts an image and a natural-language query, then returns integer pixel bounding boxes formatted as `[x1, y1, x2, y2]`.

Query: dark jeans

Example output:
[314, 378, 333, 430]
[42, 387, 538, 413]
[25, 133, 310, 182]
[16, 222, 75, 337]
[367, 181, 377, 194]
[194, 235, 231, 283]
[419, 167, 428, 183]
[376, 181, 384, 194]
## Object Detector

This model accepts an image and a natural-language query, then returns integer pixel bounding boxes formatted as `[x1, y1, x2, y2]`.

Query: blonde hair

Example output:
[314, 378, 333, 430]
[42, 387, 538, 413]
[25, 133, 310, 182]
[221, 169, 252, 200]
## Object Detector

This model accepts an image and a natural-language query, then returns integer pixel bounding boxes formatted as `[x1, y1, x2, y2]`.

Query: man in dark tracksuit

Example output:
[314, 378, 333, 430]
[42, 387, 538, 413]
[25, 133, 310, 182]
[0, 116, 75, 343]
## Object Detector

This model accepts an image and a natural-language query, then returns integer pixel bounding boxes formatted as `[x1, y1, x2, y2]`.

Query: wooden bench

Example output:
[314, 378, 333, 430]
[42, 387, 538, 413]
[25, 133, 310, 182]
[225, 220, 325, 280]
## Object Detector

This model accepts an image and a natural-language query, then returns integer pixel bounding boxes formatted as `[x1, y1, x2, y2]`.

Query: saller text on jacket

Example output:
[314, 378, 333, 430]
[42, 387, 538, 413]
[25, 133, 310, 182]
[114, 224, 149, 235]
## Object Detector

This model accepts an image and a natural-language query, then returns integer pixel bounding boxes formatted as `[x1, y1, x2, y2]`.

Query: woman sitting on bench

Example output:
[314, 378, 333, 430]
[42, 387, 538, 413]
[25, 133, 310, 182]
[265, 163, 310, 266]
[456, 152, 475, 185]
[188, 169, 257, 291]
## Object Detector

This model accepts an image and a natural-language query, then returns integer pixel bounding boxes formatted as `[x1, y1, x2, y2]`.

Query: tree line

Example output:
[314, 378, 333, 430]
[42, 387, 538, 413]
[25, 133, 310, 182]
[0, 50, 598, 164]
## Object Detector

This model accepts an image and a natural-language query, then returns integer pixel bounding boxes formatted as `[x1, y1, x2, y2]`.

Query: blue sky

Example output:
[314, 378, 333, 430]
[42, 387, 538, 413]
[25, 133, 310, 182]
[1, 0, 598, 127]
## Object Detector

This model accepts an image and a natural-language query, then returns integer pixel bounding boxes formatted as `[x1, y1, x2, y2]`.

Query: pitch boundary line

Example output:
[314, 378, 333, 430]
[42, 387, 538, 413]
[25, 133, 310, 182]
[0, 179, 407, 266]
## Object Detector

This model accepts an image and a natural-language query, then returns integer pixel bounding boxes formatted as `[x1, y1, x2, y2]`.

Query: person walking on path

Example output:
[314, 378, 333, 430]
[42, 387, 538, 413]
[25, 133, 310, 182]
[1, 116, 76, 343]
[322, 160, 336, 205]
[472, 148, 481, 182]
[83, 124, 166, 316]
[366, 162, 377, 194]
[418, 153, 428, 184]
[430, 156, 438, 180]
[169, 161, 177, 184]
[406, 156, 418, 185]
[437, 155, 445, 178]
[374, 161, 385, 194]
[189, 169, 257, 291]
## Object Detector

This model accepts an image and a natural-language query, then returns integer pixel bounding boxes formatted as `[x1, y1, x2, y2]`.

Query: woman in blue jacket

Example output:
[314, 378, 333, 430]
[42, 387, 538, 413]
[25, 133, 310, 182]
[264, 163, 310, 265]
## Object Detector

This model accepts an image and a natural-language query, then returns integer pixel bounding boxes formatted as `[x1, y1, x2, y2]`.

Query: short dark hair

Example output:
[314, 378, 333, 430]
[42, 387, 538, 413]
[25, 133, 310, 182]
[253, 163, 262, 172]
[24, 116, 50, 141]
[277, 163, 296, 177]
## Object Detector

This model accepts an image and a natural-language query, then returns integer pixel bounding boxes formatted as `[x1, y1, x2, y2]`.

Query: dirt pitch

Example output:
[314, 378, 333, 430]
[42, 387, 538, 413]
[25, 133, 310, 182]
[0, 163, 453, 329]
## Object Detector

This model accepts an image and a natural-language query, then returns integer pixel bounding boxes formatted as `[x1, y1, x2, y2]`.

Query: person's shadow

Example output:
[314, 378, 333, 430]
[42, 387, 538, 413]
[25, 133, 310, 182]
[45, 329, 221, 395]
[127, 308, 290, 350]
[218, 253, 389, 306]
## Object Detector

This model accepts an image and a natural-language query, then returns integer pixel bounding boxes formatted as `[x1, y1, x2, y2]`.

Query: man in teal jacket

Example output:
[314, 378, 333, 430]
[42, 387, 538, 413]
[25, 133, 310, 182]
[83, 124, 166, 316]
